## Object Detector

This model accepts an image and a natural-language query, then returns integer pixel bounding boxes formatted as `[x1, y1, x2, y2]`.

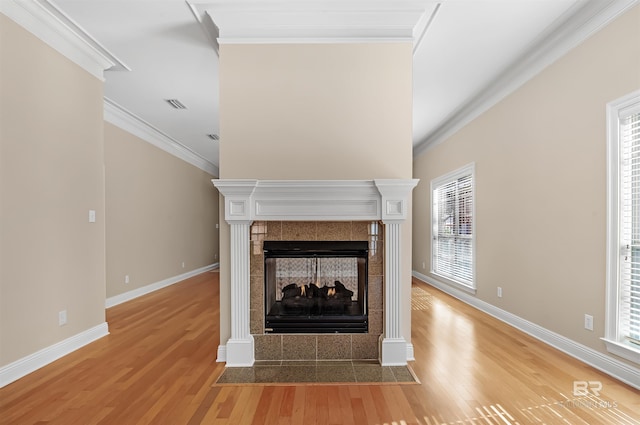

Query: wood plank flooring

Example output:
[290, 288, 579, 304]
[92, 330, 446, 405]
[1, 271, 638, 424]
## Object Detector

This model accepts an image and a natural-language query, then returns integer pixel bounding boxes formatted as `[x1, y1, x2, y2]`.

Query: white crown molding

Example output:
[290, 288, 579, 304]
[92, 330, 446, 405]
[105, 264, 218, 309]
[413, 0, 640, 156]
[0, 322, 109, 388]
[199, 0, 438, 48]
[0, 0, 129, 80]
[104, 98, 219, 177]
[413, 271, 640, 390]
[187, 1, 220, 56]
[216, 37, 415, 45]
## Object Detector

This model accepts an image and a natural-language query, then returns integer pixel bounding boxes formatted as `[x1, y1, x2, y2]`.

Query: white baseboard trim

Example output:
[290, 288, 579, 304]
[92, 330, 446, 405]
[412, 271, 640, 390]
[106, 263, 219, 308]
[406, 343, 415, 362]
[217, 344, 227, 363]
[0, 322, 109, 388]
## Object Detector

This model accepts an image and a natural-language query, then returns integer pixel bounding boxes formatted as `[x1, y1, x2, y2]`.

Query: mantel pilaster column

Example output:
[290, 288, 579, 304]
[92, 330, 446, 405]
[380, 219, 407, 365]
[374, 179, 419, 366]
[212, 180, 257, 367]
[226, 221, 254, 366]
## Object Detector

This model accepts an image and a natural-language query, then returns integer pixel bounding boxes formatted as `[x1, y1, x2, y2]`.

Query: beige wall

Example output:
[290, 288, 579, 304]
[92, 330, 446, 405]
[104, 123, 219, 299]
[0, 14, 220, 370]
[219, 43, 413, 179]
[412, 5, 640, 365]
[0, 15, 106, 366]
[218, 43, 414, 345]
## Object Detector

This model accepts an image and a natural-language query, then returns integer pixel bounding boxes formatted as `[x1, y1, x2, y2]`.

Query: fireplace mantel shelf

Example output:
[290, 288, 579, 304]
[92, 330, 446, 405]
[213, 179, 419, 367]
[212, 179, 419, 223]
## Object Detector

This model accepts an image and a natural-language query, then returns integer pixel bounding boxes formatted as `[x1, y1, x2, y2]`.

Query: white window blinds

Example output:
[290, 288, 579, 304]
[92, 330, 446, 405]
[432, 166, 474, 288]
[619, 109, 640, 345]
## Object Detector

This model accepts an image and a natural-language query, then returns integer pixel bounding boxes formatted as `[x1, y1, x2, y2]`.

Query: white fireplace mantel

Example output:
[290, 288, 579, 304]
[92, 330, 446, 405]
[214, 179, 418, 222]
[212, 179, 419, 366]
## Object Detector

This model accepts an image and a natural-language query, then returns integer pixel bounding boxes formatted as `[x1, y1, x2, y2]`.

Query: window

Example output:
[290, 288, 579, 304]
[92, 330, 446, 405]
[605, 90, 640, 364]
[431, 163, 475, 291]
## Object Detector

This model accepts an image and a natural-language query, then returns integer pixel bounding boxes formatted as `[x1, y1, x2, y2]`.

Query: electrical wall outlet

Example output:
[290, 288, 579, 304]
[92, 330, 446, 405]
[497, 287, 503, 298]
[584, 314, 594, 331]
[182, 262, 185, 268]
[58, 310, 67, 326]
[125, 275, 129, 284]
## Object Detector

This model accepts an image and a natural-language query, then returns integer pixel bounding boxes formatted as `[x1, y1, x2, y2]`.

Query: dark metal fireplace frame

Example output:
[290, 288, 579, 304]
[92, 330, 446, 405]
[264, 240, 368, 333]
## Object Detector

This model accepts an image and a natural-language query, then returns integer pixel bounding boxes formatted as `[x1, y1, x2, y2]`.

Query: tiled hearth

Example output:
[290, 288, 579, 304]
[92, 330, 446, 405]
[249, 221, 383, 361]
[214, 360, 418, 385]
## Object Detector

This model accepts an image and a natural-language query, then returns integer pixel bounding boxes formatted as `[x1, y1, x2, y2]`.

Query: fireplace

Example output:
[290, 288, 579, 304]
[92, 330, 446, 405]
[212, 179, 418, 366]
[264, 240, 368, 333]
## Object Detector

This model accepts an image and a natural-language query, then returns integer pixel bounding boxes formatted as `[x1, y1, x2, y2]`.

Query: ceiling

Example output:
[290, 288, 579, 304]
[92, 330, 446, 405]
[46, 0, 628, 173]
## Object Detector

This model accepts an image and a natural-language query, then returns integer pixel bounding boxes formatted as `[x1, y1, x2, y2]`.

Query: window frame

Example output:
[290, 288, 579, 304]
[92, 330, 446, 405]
[604, 89, 640, 364]
[430, 163, 476, 293]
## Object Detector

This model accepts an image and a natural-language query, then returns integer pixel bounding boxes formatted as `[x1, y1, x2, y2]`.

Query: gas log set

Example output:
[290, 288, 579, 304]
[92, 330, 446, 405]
[263, 241, 369, 334]
[281, 280, 354, 315]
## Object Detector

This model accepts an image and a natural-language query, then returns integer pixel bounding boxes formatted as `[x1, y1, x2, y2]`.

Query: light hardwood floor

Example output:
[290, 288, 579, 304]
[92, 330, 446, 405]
[1, 271, 638, 424]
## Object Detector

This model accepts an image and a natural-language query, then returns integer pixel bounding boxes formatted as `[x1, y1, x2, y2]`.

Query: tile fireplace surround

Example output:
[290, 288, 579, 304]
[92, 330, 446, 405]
[252, 220, 380, 360]
[213, 179, 418, 367]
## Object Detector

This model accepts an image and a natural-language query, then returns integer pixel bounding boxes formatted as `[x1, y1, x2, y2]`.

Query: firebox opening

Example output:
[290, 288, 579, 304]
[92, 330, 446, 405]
[264, 240, 368, 333]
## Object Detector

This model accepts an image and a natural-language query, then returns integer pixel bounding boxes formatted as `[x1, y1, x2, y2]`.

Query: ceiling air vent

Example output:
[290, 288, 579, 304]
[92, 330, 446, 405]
[165, 99, 187, 109]
[207, 134, 220, 141]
